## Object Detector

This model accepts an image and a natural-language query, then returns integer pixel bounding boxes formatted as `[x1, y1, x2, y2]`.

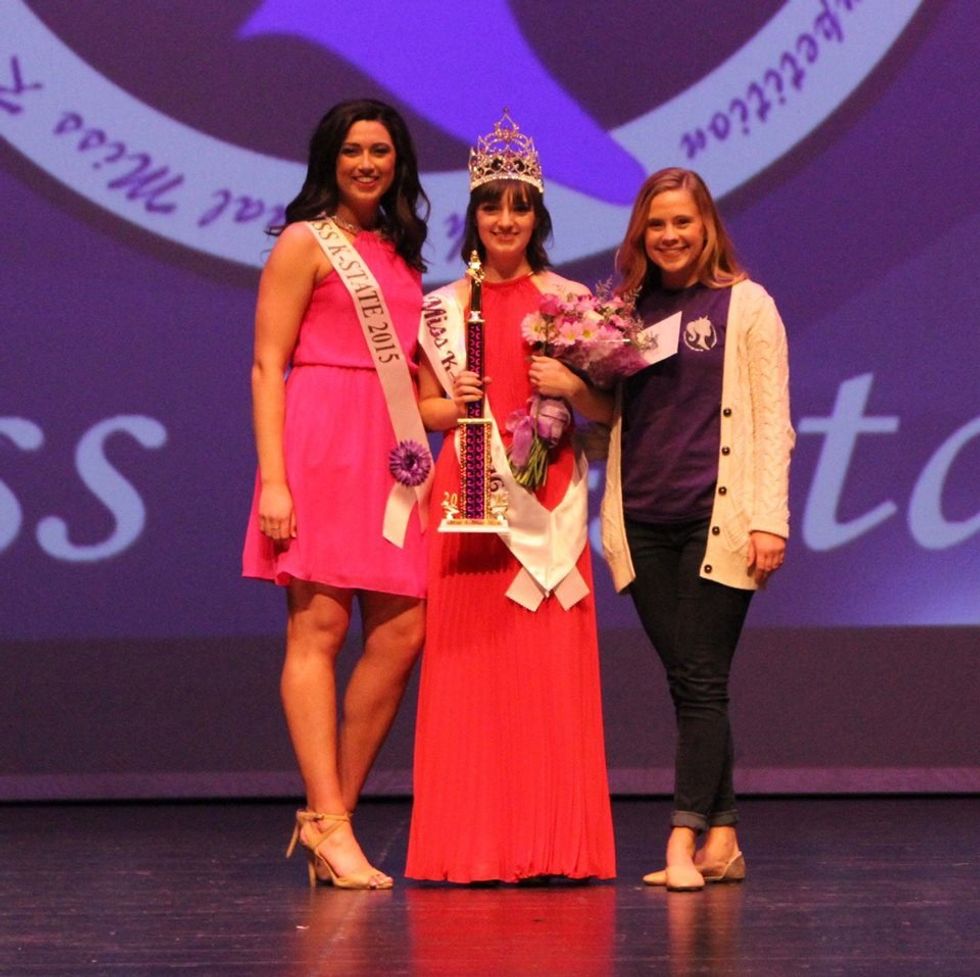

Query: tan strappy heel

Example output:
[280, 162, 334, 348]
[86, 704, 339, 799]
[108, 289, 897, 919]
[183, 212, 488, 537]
[286, 811, 393, 890]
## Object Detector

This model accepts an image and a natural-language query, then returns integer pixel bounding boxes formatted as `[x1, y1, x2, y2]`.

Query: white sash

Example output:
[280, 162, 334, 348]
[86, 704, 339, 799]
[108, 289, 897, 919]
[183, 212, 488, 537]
[305, 219, 431, 546]
[419, 282, 590, 611]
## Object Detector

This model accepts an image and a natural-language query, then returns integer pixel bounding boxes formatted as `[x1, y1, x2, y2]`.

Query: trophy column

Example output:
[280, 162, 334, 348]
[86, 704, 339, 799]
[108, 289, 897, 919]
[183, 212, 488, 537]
[439, 253, 509, 533]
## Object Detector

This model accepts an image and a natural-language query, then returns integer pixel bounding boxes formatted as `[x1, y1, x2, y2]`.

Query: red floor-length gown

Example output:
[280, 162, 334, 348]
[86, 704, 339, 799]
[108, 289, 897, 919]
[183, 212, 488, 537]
[407, 275, 616, 882]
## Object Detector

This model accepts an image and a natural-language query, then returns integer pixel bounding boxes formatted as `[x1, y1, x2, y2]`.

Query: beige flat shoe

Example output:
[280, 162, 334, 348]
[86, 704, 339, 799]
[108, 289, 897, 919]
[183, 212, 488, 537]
[642, 865, 705, 891]
[699, 850, 746, 883]
[665, 864, 706, 892]
[642, 851, 747, 887]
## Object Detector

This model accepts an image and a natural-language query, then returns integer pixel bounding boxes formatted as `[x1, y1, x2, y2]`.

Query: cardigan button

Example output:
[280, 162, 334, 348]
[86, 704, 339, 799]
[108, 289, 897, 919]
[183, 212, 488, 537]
[718, 486, 727, 495]
[722, 407, 732, 417]
[721, 446, 731, 455]
[704, 564, 713, 573]
[711, 526, 720, 535]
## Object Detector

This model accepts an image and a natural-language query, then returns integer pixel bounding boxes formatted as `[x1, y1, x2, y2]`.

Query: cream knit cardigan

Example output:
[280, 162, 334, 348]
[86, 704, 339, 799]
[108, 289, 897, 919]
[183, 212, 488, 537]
[600, 279, 795, 592]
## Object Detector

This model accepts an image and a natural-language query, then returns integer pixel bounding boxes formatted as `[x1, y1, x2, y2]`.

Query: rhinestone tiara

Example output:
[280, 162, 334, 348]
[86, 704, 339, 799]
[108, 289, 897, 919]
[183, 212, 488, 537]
[468, 110, 544, 193]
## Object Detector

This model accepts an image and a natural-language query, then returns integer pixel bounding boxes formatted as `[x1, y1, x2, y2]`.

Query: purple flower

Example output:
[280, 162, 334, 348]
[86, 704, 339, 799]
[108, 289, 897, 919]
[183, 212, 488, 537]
[388, 439, 432, 487]
[506, 409, 536, 468]
[533, 396, 571, 446]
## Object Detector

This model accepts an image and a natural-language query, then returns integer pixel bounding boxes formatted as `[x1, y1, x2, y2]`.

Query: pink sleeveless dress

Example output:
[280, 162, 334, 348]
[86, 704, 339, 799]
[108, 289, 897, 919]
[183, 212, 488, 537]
[242, 231, 426, 597]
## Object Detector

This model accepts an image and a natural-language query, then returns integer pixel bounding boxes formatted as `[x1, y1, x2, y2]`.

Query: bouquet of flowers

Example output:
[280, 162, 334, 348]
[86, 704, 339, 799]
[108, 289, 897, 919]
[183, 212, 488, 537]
[521, 284, 650, 389]
[506, 283, 650, 490]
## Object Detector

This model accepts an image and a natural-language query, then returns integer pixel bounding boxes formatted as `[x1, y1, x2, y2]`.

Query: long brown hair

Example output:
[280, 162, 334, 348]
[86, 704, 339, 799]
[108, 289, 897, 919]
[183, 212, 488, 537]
[616, 168, 745, 300]
[275, 99, 429, 272]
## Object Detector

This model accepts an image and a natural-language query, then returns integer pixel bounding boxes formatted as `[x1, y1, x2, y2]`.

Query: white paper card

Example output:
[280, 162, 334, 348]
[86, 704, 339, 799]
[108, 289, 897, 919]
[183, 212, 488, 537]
[638, 311, 681, 366]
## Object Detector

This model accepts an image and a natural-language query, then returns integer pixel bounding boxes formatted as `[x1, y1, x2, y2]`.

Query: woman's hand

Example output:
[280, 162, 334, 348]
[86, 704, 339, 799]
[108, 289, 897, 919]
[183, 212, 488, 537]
[418, 355, 481, 433]
[747, 530, 786, 584]
[529, 355, 614, 424]
[452, 369, 486, 416]
[529, 355, 584, 400]
[258, 482, 296, 542]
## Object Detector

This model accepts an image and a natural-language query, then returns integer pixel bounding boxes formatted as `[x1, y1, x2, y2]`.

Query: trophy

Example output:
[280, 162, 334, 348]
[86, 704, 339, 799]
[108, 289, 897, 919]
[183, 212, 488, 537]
[439, 252, 509, 533]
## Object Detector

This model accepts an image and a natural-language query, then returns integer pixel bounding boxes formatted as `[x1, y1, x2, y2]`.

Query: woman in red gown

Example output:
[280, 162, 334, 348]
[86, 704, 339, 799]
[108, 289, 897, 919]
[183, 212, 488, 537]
[407, 113, 616, 882]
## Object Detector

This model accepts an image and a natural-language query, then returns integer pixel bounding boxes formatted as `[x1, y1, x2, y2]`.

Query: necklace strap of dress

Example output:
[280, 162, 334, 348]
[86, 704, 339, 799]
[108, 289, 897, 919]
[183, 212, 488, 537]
[304, 218, 431, 545]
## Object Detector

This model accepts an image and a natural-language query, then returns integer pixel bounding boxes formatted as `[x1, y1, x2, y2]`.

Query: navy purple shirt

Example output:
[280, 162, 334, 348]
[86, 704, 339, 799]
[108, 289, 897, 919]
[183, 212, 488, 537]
[622, 284, 732, 523]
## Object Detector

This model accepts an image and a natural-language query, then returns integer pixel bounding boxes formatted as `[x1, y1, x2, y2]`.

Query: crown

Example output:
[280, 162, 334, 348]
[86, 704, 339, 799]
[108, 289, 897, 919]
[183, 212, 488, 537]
[468, 110, 544, 193]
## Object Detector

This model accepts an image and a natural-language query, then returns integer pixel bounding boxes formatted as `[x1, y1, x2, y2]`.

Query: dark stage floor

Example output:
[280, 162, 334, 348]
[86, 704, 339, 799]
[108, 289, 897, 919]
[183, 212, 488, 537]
[0, 797, 976, 976]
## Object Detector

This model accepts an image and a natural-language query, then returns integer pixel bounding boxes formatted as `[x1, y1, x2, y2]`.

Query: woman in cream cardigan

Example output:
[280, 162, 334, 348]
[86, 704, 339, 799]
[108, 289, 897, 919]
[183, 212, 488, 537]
[601, 167, 795, 890]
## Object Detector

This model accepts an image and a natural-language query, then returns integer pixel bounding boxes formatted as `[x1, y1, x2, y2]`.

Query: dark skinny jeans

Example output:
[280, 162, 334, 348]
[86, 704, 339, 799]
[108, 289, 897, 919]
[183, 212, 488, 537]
[625, 516, 753, 832]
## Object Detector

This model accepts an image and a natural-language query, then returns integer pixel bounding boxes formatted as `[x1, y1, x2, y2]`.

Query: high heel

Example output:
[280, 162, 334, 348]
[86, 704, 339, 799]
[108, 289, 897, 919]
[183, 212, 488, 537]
[286, 810, 393, 890]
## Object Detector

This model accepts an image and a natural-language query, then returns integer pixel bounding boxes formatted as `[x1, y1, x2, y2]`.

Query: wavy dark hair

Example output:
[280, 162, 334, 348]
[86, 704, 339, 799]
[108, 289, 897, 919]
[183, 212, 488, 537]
[616, 167, 746, 301]
[274, 99, 429, 272]
[460, 180, 552, 272]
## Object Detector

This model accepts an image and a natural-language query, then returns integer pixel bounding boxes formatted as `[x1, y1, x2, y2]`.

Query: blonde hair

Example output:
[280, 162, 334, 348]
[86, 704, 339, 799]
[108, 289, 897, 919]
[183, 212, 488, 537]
[616, 168, 746, 300]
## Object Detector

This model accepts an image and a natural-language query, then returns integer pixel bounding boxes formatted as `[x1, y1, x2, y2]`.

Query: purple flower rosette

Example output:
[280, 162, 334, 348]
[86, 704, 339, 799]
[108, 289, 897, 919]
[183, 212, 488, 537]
[388, 439, 432, 487]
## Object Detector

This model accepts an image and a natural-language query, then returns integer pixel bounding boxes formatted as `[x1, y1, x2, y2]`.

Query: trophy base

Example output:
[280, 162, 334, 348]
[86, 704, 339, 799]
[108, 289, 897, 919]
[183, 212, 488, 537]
[438, 518, 510, 535]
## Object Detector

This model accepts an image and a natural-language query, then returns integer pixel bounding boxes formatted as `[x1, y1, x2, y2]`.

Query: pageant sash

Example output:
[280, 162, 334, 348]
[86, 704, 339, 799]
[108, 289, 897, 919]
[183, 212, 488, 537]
[420, 281, 589, 611]
[306, 219, 431, 546]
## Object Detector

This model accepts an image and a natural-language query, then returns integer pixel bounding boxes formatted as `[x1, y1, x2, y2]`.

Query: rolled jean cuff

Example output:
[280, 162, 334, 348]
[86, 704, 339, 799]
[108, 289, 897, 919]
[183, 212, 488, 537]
[671, 810, 708, 833]
[708, 809, 739, 828]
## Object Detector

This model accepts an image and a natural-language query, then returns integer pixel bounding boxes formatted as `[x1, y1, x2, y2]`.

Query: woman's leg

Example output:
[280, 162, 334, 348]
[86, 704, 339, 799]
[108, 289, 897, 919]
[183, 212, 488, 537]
[627, 519, 751, 881]
[281, 580, 385, 879]
[696, 825, 741, 870]
[339, 591, 425, 813]
[669, 525, 751, 830]
[627, 520, 702, 885]
[697, 726, 742, 869]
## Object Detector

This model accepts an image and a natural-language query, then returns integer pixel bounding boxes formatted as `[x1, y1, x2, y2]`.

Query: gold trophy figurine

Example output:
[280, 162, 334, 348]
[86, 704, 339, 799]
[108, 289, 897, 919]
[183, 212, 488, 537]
[439, 252, 509, 533]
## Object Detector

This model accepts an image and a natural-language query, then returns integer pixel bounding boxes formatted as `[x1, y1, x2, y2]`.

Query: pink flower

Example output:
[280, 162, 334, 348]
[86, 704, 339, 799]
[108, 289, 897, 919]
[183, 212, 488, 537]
[579, 309, 604, 339]
[554, 316, 582, 346]
[599, 319, 625, 340]
[539, 292, 563, 317]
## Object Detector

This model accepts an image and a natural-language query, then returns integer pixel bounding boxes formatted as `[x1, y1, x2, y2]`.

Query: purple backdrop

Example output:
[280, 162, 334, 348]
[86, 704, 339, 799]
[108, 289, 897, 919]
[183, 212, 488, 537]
[1, 0, 977, 799]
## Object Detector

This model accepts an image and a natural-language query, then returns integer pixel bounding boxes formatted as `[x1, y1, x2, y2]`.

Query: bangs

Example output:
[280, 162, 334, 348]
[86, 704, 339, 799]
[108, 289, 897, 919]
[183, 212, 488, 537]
[471, 179, 538, 209]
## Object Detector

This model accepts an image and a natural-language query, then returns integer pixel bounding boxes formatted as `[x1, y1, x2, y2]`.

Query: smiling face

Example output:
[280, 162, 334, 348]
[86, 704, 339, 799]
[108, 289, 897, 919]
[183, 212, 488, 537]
[475, 183, 537, 275]
[334, 119, 396, 219]
[644, 188, 707, 289]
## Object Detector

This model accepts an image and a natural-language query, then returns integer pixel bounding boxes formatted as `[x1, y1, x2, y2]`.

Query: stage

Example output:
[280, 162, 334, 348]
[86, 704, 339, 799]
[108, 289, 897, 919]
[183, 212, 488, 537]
[2, 796, 975, 976]
[3, 5, 978, 973]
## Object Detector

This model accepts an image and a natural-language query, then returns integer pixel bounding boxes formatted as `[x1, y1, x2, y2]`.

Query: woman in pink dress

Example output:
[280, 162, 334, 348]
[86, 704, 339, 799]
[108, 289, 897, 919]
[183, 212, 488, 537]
[242, 99, 430, 889]
[406, 113, 616, 883]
